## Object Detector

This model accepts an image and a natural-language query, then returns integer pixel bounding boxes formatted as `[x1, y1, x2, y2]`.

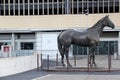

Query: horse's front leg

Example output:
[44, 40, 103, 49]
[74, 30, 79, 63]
[91, 45, 97, 67]
[92, 54, 96, 67]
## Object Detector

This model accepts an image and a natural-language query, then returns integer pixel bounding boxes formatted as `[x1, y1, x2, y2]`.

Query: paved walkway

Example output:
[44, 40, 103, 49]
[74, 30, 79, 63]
[1, 69, 120, 80]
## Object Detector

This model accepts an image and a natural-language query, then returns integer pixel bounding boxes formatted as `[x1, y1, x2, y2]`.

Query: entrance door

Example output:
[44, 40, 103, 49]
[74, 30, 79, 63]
[73, 41, 118, 55]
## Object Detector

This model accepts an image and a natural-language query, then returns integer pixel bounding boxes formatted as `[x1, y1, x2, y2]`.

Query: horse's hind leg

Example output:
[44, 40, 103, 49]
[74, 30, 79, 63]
[61, 53, 65, 66]
[65, 47, 72, 68]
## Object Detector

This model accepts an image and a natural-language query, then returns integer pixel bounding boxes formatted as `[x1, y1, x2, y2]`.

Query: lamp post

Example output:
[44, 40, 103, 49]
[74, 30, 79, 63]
[84, 9, 90, 69]
[84, 9, 89, 15]
[84, 9, 89, 55]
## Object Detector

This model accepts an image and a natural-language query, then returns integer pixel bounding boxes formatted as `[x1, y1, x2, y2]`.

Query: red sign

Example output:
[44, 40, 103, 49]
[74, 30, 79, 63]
[3, 46, 10, 53]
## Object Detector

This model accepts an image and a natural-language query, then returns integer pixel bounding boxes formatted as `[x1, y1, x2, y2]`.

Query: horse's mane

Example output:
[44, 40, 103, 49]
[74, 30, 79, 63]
[87, 16, 107, 30]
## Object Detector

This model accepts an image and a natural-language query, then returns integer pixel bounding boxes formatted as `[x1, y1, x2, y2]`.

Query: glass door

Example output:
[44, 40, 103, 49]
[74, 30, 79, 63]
[73, 41, 118, 55]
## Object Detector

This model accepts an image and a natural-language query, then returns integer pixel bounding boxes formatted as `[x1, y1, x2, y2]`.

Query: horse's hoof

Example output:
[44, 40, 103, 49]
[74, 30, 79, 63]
[90, 64, 93, 68]
[93, 64, 97, 67]
[67, 64, 72, 68]
[62, 64, 66, 67]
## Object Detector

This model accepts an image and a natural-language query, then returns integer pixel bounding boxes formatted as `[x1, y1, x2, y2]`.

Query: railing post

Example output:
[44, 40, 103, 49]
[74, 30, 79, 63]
[108, 54, 111, 72]
[41, 54, 43, 70]
[74, 53, 76, 66]
[87, 54, 90, 72]
[56, 53, 58, 66]
[47, 55, 49, 70]
[108, 42, 111, 72]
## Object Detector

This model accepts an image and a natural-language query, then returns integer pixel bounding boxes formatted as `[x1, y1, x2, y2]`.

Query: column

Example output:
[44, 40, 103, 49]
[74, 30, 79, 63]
[52, 0, 54, 14]
[4, 0, 5, 15]
[36, 32, 42, 53]
[13, 0, 15, 15]
[12, 33, 15, 51]
[57, 0, 59, 14]
[47, 0, 49, 15]
[98, 0, 99, 13]
[38, 0, 39, 15]
[33, 0, 34, 15]
[65, 0, 71, 14]
[8, 0, 10, 15]
[28, 0, 30, 15]
[118, 31, 120, 55]
[119, 0, 120, 13]
[77, 0, 79, 14]
[23, 0, 25, 15]
[42, 0, 44, 15]
[18, 0, 20, 15]
[71, 0, 73, 14]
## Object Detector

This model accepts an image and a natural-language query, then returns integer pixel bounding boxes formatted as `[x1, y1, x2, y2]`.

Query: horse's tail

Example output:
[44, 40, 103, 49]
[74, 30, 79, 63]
[57, 33, 63, 55]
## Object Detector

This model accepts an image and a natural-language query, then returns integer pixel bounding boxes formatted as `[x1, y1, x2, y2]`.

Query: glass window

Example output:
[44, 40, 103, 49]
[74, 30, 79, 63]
[0, 0, 4, 3]
[44, 0, 47, 2]
[20, 0, 23, 3]
[104, 0, 108, 13]
[30, 0, 33, 3]
[99, 0, 103, 13]
[25, 0, 28, 3]
[15, 0, 18, 3]
[34, 0, 38, 3]
[39, 0, 42, 3]
[49, 0, 52, 2]
[5, 0, 8, 4]
[54, 0, 57, 2]
[21, 42, 34, 50]
[59, 0, 62, 2]
[115, 0, 119, 12]
[109, 0, 113, 13]
[10, 0, 13, 3]
[10, 5, 14, 15]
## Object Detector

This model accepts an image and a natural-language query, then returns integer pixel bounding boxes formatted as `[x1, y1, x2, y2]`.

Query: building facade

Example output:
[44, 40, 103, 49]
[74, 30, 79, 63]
[0, 0, 120, 57]
[0, 0, 120, 15]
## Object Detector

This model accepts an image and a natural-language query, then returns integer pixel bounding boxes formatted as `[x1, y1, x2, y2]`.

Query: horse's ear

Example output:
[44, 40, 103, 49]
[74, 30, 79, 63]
[105, 15, 109, 18]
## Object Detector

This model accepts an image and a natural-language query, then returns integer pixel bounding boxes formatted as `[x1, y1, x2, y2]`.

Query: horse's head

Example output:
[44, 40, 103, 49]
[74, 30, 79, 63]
[103, 15, 115, 29]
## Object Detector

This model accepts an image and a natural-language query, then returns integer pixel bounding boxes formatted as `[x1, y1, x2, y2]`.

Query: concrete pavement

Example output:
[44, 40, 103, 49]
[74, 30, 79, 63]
[33, 72, 120, 80]
[1, 69, 120, 80]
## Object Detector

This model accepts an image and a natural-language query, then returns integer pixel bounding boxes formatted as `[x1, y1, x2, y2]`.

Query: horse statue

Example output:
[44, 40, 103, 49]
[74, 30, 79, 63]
[57, 15, 115, 67]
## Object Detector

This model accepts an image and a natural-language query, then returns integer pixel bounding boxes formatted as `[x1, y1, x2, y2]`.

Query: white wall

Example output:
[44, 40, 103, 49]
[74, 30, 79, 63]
[0, 13, 119, 29]
[0, 55, 40, 77]
[36, 32, 60, 58]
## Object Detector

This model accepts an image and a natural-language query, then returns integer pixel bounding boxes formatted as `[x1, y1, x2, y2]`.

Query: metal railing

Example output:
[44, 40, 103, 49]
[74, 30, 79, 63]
[0, 50, 35, 58]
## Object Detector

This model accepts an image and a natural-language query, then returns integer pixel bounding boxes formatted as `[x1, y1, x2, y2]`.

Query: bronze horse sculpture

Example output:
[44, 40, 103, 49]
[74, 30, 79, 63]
[57, 15, 115, 67]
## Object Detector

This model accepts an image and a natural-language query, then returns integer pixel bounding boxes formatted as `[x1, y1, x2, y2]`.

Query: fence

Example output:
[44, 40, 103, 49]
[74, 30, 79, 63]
[0, 50, 35, 58]
[38, 53, 120, 72]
